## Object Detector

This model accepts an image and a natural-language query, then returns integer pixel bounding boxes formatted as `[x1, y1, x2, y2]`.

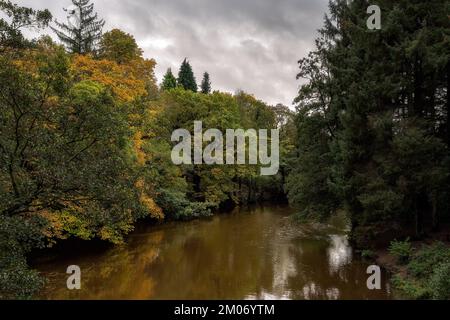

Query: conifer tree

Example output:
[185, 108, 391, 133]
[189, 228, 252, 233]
[201, 72, 211, 94]
[161, 68, 177, 91]
[51, 0, 105, 54]
[287, 0, 450, 243]
[177, 58, 197, 92]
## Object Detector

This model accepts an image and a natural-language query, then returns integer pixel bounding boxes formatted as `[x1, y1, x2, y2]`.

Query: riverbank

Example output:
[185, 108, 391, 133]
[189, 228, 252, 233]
[372, 231, 450, 300]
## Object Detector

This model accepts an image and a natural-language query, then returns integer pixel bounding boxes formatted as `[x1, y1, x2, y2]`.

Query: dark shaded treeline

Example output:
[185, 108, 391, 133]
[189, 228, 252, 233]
[287, 0, 449, 246]
[285, 0, 450, 299]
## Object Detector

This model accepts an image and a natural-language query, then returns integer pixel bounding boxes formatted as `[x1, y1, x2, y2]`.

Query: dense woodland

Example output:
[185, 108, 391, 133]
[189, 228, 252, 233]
[0, 0, 449, 299]
[288, 0, 449, 243]
[286, 0, 450, 299]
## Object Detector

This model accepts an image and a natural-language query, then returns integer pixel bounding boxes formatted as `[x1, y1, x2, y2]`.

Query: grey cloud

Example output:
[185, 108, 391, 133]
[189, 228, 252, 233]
[18, 0, 329, 106]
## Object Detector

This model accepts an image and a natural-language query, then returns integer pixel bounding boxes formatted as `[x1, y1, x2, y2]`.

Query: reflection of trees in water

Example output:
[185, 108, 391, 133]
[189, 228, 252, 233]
[280, 232, 390, 300]
[251, 213, 390, 300]
[37, 206, 392, 300]
[40, 231, 164, 299]
[146, 208, 279, 299]
[327, 235, 352, 275]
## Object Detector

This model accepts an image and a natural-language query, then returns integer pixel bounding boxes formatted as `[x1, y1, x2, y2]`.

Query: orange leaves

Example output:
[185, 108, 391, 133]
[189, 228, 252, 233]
[133, 131, 146, 166]
[69, 51, 165, 222]
[128, 58, 157, 86]
[70, 54, 156, 103]
[135, 178, 164, 220]
[39, 209, 93, 245]
[140, 193, 164, 220]
[40, 210, 66, 244]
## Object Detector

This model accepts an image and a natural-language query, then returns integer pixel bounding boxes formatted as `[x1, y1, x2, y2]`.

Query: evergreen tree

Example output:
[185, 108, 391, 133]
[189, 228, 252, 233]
[177, 58, 197, 92]
[161, 68, 177, 91]
[201, 72, 211, 94]
[51, 0, 105, 54]
[286, 0, 450, 245]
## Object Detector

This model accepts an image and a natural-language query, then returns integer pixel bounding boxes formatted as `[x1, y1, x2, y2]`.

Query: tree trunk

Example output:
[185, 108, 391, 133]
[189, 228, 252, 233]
[413, 56, 424, 117]
[446, 62, 450, 146]
[431, 193, 439, 232]
[247, 178, 252, 204]
[415, 199, 423, 238]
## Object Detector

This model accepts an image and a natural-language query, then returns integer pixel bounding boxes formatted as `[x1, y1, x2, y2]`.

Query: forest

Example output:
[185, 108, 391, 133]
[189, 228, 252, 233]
[0, 0, 449, 300]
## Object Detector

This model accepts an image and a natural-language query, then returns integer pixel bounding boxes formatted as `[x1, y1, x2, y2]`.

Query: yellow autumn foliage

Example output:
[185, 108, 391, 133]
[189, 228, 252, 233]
[133, 131, 146, 166]
[140, 193, 164, 220]
[71, 54, 157, 103]
[135, 178, 164, 220]
[39, 209, 93, 246]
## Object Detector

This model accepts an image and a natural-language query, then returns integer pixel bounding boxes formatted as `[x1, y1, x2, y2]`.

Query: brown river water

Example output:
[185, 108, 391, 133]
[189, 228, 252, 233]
[33, 205, 393, 300]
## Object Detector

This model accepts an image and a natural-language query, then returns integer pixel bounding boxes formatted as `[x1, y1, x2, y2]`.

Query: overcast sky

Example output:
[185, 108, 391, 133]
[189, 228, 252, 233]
[19, 0, 329, 106]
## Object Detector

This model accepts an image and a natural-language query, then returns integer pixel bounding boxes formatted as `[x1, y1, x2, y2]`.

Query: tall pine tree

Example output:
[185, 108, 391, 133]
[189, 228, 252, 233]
[51, 0, 104, 54]
[177, 58, 197, 92]
[161, 68, 177, 91]
[201, 72, 211, 94]
[286, 0, 450, 245]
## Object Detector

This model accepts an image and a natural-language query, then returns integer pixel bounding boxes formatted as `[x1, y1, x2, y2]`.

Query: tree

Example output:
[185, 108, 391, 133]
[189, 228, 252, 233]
[99, 29, 143, 64]
[71, 53, 157, 103]
[286, 0, 450, 245]
[177, 58, 197, 92]
[200, 72, 211, 94]
[161, 68, 177, 91]
[51, 0, 105, 54]
[285, 26, 339, 221]
[0, 43, 136, 298]
[0, 0, 51, 51]
[0, 1, 53, 299]
[0, 47, 141, 230]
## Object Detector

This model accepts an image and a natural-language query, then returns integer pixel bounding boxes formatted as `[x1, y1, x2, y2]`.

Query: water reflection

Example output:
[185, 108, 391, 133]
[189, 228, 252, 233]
[327, 235, 352, 275]
[33, 205, 392, 300]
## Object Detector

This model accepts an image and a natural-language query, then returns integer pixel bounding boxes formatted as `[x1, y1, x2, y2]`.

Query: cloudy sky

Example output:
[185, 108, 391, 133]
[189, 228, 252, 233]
[19, 0, 329, 106]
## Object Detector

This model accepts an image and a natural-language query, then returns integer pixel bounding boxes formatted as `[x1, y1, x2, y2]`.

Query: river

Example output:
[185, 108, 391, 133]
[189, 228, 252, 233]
[33, 205, 393, 300]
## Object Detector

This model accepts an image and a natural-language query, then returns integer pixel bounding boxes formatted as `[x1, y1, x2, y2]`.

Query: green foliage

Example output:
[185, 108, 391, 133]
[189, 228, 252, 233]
[0, 0, 52, 51]
[361, 250, 376, 260]
[0, 215, 46, 299]
[152, 88, 281, 207]
[408, 242, 450, 279]
[429, 262, 450, 300]
[99, 29, 143, 64]
[0, 37, 147, 297]
[285, 0, 450, 246]
[161, 68, 177, 91]
[0, 0, 290, 300]
[51, 0, 105, 54]
[155, 189, 214, 221]
[284, 22, 340, 220]
[0, 50, 138, 225]
[156, 189, 190, 219]
[392, 243, 450, 300]
[391, 275, 431, 300]
[177, 58, 197, 92]
[286, 109, 338, 220]
[389, 239, 413, 264]
[177, 202, 215, 221]
[200, 72, 211, 94]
